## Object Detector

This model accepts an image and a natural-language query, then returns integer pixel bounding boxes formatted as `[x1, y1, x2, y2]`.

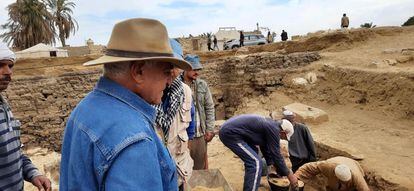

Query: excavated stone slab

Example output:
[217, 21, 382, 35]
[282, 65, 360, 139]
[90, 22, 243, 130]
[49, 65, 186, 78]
[284, 102, 328, 124]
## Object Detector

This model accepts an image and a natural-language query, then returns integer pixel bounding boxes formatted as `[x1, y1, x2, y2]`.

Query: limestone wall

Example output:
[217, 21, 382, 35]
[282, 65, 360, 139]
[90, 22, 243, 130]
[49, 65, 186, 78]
[5, 52, 320, 151]
[5, 71, 101, 151]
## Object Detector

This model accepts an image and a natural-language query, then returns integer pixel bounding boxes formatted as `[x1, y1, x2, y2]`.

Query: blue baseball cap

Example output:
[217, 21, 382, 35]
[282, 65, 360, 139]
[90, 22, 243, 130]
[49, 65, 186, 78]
[170, 38, 184, 59]
[184, 54, 202, 70]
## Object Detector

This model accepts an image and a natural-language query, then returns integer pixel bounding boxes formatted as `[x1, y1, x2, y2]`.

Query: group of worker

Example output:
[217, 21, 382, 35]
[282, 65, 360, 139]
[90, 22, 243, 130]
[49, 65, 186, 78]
[1, 18, 216, 191]
[219, 110, 370, 191]
[0, 15, 366, 191]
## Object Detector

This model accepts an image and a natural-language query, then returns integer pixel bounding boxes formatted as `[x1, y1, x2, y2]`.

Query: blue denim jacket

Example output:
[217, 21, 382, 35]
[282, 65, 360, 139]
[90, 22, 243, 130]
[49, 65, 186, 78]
[60, 77, 178, 191]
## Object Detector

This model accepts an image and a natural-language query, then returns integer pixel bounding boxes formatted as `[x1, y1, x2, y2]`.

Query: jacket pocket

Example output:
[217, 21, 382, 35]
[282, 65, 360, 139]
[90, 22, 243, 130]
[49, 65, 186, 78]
[179, 101, 192, 123]
[175, 150, 194, 183]
[177, 131, 189, 155]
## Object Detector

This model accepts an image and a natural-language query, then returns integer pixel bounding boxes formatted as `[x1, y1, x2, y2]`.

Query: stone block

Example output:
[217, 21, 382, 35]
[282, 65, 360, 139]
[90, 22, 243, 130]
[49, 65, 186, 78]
[396, 56, 413, 64]
[305, 72, 317, 84]
[283, 102, 328, 124]
[292, 77, 308, 86]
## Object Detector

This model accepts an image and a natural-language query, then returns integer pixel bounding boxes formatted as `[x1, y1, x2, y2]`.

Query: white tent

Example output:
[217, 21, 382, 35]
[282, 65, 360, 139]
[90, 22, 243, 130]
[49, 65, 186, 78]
[16, 43, 68, 59]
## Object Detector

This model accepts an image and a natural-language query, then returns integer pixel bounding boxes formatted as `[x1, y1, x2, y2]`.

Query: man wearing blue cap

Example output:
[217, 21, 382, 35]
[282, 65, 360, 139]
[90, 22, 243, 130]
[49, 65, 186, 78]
[154, 39, 195, 190]
[183, 54, 215, 170]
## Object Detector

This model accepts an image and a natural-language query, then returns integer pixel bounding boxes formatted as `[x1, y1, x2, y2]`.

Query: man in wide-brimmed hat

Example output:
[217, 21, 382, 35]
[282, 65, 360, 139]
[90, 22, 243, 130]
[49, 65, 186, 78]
[60, 18, 192, 190]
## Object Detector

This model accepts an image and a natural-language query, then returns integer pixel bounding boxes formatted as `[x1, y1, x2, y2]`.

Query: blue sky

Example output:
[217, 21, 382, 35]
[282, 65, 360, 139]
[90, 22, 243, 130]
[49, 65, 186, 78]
[1, 0, 414, 47]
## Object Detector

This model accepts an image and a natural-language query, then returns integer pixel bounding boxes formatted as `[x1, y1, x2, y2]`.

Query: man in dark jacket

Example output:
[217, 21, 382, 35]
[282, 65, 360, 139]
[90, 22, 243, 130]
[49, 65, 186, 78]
[239, 31, 245, 47]
[219, 114, 298, 191]
[281, 30, 288, 41]
[207, 36, 213, 51]
[282, 110, 317, 172]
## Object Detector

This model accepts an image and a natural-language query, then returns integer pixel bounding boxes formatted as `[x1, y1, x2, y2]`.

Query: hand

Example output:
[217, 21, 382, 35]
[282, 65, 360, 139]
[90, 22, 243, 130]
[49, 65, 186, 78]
[287, 173, 298, 188]
[204, 132, 215, 142]
[31, 175, 51, 191]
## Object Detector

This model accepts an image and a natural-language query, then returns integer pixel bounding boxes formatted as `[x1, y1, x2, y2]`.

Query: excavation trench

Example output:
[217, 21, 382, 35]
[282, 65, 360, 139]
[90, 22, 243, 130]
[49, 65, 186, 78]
[9, 52, 413, 190]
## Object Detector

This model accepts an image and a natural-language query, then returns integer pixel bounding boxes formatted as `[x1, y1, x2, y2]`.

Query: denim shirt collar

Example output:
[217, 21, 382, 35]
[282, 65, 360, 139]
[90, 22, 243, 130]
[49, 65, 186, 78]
[94, 76, 156, 123]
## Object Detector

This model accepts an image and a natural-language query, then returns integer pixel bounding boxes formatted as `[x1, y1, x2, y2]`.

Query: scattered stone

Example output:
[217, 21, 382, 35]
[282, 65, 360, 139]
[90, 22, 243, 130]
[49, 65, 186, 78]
[396, 56, 414, 64]
[292, 77, 308, 86]
[383, 59, 398, 66]
[305, 72, 318, 84]
[369, 61, 387, 68]
[23, 149, 61, 191]
[401, 48, 414, 56]
[25, 147, 49, 156]
[283, 102, 329, 124]
[382, 49, 401, 54]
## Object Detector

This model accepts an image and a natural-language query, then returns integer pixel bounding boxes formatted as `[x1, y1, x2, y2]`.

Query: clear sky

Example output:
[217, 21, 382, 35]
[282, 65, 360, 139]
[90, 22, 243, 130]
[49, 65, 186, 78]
[1, 0, 413, 47]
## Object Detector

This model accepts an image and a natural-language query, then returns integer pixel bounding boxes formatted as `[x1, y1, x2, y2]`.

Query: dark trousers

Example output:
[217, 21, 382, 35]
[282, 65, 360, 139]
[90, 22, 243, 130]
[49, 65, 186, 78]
[207, 43, 213, 51]
[290, 156, 310, 172]
[220, 131, 262, 191]
[240, 41, 244, 47]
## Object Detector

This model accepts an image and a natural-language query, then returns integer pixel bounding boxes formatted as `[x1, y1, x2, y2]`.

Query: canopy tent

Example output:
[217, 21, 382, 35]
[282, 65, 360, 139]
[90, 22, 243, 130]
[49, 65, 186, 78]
[16, 43, 68, 59]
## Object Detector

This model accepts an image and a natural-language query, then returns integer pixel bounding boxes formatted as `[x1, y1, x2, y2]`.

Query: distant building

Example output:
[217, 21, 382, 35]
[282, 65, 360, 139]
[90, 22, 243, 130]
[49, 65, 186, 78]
[215, 27, 240, 42]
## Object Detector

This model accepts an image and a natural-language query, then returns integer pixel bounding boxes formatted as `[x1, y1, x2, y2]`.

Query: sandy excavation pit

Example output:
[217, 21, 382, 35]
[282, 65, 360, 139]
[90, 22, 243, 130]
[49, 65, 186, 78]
[11, 26, 414, 190]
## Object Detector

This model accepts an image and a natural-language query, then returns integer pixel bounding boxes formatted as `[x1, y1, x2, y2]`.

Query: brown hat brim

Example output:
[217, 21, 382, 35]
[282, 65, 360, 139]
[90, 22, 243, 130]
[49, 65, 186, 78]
[83, 55, 192, 71]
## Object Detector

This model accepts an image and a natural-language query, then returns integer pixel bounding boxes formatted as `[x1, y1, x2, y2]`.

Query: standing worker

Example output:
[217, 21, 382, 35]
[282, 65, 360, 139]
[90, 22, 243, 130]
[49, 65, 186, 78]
[281, 30, 288, 41]
[239, 31, 245, 47]
[207, 36, 213, 51]
[183, 55, 215, 170]
[213, 36, 219, 51]
[0, 43, 52, 191]
[219, 114, 298, 191]
[267, 31, 272, 43]
[282, 110, 317, 172]
[154, 39, 195, 190]
[341, 13, 350, 28]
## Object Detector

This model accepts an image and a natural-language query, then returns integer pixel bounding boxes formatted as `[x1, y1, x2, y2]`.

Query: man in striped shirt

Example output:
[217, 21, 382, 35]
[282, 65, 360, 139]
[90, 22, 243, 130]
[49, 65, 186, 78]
[0, 43, 51, 191]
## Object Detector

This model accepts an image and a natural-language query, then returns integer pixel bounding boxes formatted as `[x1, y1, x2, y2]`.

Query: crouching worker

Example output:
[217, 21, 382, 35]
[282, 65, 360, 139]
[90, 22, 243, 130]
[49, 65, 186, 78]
[295, 156, 370, 191]
[219, 114, 298, 191]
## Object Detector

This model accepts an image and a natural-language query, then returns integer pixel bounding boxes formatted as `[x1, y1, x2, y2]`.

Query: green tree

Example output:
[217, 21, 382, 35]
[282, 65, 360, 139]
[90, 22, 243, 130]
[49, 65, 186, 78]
[45, 0, 78, 47]
[0, 0, 56, 50]
[402, 16, 414, 26]
[360, 22, 376, 28]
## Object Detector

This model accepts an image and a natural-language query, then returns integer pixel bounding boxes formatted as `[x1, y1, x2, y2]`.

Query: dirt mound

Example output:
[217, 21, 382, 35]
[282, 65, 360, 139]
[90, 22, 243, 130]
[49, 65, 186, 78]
[14, 55, 100, 78]
[281, 65, 414, 119]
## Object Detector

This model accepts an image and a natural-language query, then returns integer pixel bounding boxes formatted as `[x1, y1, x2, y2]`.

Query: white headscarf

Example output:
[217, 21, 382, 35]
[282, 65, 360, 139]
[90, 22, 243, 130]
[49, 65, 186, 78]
[282, 110, 294, 116]
[335, 164, 352, 181]
[0, 43, 16, 63]
[280, 119, 294, 141]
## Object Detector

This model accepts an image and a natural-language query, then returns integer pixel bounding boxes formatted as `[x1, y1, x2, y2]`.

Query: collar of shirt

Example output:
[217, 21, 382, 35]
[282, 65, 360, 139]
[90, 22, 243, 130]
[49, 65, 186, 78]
[95, 76, 156, 123]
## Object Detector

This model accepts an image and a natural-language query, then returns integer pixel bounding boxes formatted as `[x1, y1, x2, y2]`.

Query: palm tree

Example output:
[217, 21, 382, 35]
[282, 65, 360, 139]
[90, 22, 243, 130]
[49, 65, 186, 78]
[45, 0, 78, 47]
[0, 0, 56, 50]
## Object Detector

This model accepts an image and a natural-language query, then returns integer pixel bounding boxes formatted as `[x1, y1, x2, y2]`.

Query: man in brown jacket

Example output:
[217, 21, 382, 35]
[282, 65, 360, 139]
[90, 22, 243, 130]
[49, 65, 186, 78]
[295, 156, 370, 191]
[341, 13, 350, 28]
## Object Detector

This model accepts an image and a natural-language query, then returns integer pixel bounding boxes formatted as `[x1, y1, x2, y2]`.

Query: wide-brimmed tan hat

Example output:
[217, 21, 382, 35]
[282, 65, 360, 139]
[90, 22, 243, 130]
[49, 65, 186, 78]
[83, 18, 191, 70]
